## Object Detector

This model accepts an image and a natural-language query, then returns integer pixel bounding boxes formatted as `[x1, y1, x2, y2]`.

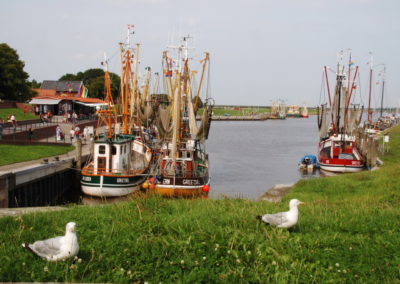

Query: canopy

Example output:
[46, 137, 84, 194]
[73, 101, 107, 107]
[29, 99, 61, 105]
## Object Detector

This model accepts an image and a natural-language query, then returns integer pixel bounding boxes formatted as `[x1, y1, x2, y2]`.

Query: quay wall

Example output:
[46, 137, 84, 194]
[0, 152, 90, 208]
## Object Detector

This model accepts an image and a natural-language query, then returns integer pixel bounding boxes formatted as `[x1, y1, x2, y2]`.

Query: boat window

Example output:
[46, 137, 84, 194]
[112, 146, 117, 155]
[99, 145, 106, 154]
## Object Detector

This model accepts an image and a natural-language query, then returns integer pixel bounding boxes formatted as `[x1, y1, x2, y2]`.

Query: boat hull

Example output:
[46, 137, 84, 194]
[317, 136, 365, 173]
[81, 174, 147, 197]
[152, 176, 210, 198]
[318, 161, 364, 173]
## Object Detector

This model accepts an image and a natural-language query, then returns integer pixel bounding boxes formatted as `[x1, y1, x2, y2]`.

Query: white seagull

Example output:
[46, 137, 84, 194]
[22, 222, 79, 261]
[256, 199, 305, 229]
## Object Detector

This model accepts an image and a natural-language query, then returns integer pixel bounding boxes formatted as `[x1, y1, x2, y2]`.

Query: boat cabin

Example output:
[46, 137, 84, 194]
[93, 136, 133, 175]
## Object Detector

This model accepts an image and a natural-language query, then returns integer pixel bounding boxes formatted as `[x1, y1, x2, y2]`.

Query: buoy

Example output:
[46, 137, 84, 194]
[149, 184, 155, 190]
[202, 185, 210, 193]
[142, 182, 149, 189]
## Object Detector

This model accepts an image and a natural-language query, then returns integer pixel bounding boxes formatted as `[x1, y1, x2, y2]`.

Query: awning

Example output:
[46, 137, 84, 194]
[29, 99, 61, 105]
[73, 101, 107, 107]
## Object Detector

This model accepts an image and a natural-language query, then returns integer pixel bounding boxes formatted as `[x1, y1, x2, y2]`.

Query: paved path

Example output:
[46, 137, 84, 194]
[0, 206, 66, 218]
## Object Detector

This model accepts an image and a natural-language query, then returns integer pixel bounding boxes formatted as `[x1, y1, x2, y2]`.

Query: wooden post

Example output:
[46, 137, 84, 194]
[0, 173, 15, 208]
[76, 139, 82, 169]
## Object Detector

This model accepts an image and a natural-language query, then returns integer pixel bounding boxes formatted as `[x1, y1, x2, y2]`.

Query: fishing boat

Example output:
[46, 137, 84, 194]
[146, 36, 213, 197]
[287, 105, 301, 117]
[301, 104, 309, 118]
[270, 99, 286, 119]
[81, 26, 152, 197]
[317, 50, 365, 173]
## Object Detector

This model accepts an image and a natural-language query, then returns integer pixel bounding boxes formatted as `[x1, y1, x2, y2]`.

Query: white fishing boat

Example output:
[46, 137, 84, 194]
[81, 26, 152, 197]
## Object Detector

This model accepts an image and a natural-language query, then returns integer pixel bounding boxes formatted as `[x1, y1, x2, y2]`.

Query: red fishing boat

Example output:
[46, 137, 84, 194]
[317, 50, 365, 173]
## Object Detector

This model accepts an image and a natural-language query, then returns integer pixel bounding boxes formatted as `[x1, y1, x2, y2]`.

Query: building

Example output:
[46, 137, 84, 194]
[29, 80, 105, 115]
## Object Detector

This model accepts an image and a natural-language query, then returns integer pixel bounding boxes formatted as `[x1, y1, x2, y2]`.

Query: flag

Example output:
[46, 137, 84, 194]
[80, 86, 89, 98]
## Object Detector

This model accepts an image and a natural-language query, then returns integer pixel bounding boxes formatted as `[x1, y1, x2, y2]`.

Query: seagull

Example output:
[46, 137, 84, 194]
[22, 222, 79, 261]
[256, 199, 305, 229]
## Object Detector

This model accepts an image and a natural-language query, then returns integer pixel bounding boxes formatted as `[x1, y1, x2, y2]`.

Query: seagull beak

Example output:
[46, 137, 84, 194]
[299, 202, 305, 205]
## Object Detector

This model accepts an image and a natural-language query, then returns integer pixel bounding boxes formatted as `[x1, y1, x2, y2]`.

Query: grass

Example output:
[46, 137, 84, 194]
[0, 107, 38, 121]
[211, 107, 271, 116]
[0, 127, 400, 282]
[0, 144, 75, 166]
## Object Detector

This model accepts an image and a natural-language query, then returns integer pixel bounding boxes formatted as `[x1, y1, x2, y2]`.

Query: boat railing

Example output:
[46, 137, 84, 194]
[82, 167, 146, 176]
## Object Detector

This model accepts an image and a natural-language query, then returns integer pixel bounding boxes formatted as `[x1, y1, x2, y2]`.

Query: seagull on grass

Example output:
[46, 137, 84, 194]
[22, 222, 79, 261]
[256, 199, 305, 229]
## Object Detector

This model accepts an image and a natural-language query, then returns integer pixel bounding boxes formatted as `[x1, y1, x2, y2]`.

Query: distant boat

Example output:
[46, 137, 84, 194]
[317, 50, 365, 173]
[271, 99, 286, 119]
[287, 105, 301, 117]
[301, 104, 309, 118]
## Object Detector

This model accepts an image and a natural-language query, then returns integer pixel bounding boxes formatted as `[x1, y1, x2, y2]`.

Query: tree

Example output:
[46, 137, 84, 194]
[0, 43, 34, 102]
[59, 73, 77, 81]
[28, 79, 41, 89]
[59, 69, 120, 100]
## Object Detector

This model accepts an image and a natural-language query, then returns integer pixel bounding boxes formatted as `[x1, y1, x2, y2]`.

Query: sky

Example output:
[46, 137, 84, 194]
[1, 0, 399, 107]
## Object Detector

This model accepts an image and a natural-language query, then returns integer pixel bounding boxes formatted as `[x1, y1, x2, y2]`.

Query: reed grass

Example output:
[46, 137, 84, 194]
[0, 127, 399, 282]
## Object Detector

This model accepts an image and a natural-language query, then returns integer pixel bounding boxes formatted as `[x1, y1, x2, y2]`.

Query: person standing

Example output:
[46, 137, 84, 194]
[72, 112, 78, 124]
[83, 126, 89, 142]
[10, 114, 17, 128]
[0, 117, 4, 141]
[23, 105, 27, 116]
[74, 125, 81, 140]
[56, 125, 61, 141]
[69, 127, 75, 142]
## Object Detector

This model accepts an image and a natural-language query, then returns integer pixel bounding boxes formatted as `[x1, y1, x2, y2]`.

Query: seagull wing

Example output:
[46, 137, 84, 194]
[262, 212, 289, 226]
[29, 236, 64, 258]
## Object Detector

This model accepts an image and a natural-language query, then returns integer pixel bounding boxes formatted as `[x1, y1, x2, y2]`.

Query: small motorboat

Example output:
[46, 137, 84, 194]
[299, 155, 319, 171]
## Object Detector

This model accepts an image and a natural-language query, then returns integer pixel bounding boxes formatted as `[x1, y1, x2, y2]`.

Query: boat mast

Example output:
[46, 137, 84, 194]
[367, 52, 373, 124]
[380, 65, 386, 117]
[97, 53, 116, 138]
[120, 25, 135, 135]
[194, 52, 210, 112]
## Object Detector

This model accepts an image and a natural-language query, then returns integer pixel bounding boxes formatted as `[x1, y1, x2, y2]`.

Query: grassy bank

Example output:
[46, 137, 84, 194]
[0, 128, 399, 282]
[0, 107, 37, 121]
[0, 144, 75, 166]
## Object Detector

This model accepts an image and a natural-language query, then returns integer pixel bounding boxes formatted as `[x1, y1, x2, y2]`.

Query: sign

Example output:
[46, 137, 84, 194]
[384, 135, 389, 143]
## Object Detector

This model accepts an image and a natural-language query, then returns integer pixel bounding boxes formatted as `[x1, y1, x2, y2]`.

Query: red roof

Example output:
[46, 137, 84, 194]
[32, 89, 105, 104]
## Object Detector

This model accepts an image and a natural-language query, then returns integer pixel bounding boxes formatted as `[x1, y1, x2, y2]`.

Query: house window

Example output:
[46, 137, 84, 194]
[99, 145, 105, 154]
[112, 146, 117, 155]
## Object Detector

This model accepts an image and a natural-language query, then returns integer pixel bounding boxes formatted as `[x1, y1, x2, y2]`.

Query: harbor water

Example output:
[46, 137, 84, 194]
[207, 116, 319, 199]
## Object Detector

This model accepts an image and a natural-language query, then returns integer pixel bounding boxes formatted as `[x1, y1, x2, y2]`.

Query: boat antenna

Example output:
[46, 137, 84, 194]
[367, 52, 373, 124]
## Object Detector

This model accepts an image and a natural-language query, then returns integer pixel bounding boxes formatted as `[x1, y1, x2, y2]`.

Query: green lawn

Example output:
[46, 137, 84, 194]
[0, 128, 399, 282]
[199, 107, 271, 116]
[0, 144, 75, 166]
[0, 107, 38, 122]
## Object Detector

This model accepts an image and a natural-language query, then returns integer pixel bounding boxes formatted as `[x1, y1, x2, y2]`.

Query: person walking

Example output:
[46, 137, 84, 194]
[28, 128, 34, 141]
